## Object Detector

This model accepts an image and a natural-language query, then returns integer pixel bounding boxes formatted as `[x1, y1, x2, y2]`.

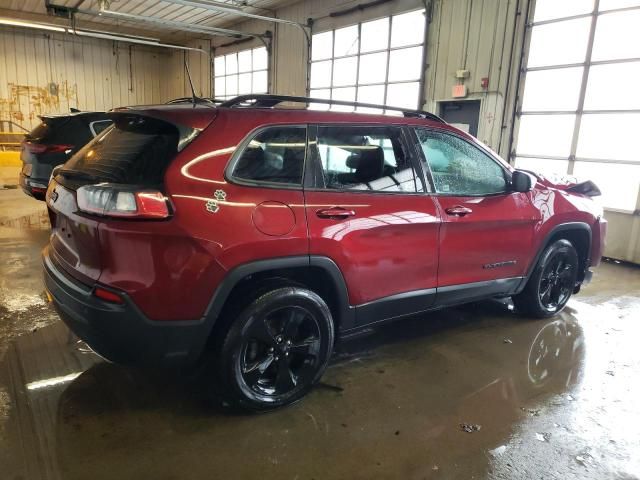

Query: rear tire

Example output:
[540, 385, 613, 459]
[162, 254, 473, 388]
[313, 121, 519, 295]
[513, 239, 579, 318]
[214, 287, 334, 411]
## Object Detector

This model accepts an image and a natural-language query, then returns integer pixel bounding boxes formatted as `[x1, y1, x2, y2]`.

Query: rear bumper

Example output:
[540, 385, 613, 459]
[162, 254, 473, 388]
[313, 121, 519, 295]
[43, 246, 210, 367]
[19, 173, 47, 200]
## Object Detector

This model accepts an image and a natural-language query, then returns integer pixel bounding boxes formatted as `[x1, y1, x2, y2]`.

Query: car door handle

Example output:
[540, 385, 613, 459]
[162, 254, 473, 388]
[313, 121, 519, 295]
[445, 205, 473, 216]
[316, 207, 356, 219]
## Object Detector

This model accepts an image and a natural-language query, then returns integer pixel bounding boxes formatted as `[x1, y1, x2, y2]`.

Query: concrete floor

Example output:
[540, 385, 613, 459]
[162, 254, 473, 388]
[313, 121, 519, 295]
[0, 223, 639, 480]
[0, 188, 49, 229]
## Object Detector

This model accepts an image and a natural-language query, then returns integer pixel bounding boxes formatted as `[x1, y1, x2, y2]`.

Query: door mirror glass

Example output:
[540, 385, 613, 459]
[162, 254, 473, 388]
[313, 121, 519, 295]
[511, 169, 534, 192]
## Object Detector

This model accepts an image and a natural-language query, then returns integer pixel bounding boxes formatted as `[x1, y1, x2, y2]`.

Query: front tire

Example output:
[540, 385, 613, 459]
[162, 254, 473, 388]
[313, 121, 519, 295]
[215, 287, 334, 411]
[513, 239, 579, 318]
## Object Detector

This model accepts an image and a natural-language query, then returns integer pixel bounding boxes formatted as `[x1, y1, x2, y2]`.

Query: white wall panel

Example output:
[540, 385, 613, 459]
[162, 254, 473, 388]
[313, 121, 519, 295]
[166, 39, 213, 100]
[0, 26, 171, 130]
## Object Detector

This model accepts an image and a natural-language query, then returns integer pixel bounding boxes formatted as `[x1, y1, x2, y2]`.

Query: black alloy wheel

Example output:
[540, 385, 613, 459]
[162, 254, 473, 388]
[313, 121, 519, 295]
[239, 305, 322, 397]
[513, 239, 579, 318]
[216, 287, 334, 411]
[538, 252, 575, 312]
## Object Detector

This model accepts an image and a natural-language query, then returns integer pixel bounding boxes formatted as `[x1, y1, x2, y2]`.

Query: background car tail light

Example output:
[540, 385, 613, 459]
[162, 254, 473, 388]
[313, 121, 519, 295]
[93, 287, 124, 304]
[77, 184, 171, 219]
[23, 141, 73, 154]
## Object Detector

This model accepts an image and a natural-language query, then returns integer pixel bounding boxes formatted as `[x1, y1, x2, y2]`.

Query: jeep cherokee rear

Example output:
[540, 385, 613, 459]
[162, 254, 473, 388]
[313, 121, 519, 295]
[43, 95, 606, 411]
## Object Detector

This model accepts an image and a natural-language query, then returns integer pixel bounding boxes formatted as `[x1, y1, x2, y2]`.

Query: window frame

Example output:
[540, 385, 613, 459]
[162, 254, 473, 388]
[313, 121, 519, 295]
[512, 1, 640, 212]
[411, 127, 514, 197]
[225, 124, 309, 190]
[305, 123, 429, 195]
[308, 9, 427, 113]
[213, 46, 270, 100]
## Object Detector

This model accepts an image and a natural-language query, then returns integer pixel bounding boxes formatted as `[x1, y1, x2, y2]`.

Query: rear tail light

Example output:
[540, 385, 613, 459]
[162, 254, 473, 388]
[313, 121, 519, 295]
[23, 141, 73, 154]
[77, 184, 171, 219]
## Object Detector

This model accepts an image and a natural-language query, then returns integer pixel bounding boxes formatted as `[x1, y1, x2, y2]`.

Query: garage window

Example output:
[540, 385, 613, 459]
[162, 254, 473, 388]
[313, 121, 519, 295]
[214, 47, 268, 100]
[309, 10, 426, 113]
[514, 1, 640, 211]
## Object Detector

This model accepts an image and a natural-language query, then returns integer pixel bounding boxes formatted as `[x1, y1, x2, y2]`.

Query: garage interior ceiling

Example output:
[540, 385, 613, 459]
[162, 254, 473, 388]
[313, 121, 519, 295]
[3, 0, 303, 42]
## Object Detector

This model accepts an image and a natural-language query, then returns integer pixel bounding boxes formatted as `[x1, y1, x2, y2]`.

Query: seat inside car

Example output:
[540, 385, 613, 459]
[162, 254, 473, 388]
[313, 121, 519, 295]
[354, 146, 385, 183]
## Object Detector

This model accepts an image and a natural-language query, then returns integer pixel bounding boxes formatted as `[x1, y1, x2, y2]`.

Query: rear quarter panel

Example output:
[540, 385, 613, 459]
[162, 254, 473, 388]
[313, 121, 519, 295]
[121, 110, 309, 320]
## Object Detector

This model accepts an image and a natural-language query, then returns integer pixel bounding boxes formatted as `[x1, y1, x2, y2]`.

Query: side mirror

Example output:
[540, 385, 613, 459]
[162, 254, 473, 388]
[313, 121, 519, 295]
[511, 169, 533, 192]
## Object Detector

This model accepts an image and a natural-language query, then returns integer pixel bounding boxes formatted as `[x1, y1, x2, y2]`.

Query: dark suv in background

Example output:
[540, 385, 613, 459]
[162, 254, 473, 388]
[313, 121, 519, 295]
[43, 95, 606, 411]
[20, 111, 112, 199]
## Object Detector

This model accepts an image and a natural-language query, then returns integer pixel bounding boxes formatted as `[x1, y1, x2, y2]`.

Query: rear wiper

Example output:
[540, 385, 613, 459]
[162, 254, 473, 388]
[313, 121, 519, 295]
[58, 168, 101, 181]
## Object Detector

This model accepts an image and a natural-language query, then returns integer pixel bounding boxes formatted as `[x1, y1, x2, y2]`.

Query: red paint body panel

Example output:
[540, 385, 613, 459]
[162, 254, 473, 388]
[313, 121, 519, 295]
[45, 106, 607, 324]
[435, 193, 539, 285]
[304, 190, 440, 305]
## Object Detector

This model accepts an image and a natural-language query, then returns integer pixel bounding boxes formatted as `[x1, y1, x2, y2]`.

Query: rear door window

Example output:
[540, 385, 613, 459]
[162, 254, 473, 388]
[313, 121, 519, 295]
[62, 114, 179, 186]
[315, 125, 424, 193]
[230, 126, 307, 186]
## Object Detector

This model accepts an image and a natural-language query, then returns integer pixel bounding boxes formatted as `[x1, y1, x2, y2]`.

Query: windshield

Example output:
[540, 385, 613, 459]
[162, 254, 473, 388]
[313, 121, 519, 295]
[62, 115, 179, 186]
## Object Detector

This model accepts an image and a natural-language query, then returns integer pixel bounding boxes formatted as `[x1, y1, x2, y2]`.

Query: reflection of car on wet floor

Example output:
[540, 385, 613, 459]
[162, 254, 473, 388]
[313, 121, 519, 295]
[527, 317, 584, 387]
[46, 309, 586, 480]
[450, 313, 585, 442]
[42, 94, 605, 411]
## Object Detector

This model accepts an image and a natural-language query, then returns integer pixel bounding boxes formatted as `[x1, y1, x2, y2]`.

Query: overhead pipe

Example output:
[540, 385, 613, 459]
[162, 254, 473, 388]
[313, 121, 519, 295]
[161, 0, 308, 29]
[77, 8, 266, 39]
[160, 0, 311, 45]
[0, 16, 208, 54]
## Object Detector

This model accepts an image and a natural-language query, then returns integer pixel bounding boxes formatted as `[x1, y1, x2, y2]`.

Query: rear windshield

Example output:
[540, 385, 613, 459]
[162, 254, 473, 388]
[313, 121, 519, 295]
[63, 115, 179, 186]
[26, 122, 52, 142]
[25, 117, 90, 146]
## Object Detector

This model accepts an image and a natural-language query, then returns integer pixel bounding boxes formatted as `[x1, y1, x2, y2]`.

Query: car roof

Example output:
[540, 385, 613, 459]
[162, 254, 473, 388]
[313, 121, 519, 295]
[212, 106, 473, 141]
[110, 103, 219, 130]
[40, 111, 110, 122]
[115, 102, 453, 131]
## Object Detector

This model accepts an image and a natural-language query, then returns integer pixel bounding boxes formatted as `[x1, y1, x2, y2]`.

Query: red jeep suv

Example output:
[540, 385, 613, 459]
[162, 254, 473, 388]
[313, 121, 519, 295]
[43, 95, 606, 410]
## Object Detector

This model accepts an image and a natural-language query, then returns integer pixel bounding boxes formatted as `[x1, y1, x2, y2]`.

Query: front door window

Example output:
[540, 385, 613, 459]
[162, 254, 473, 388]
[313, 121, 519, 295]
[415, 129, 507, 195]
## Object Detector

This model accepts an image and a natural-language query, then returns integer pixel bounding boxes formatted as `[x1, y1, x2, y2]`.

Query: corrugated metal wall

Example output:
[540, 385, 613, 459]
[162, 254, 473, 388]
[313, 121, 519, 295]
[425, 0, 525, 154]
[0, 26, 198, 130]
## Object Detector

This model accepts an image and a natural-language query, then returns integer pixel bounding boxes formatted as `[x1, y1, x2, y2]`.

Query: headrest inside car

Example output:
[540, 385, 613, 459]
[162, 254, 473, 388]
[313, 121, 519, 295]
[346, 155, 360, 169]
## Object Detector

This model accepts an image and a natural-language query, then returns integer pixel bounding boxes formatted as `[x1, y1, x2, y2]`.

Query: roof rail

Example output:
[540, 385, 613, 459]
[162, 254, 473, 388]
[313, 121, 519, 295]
[165, 97, 225, 105]
[218, 94, 445, 123]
